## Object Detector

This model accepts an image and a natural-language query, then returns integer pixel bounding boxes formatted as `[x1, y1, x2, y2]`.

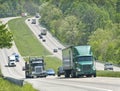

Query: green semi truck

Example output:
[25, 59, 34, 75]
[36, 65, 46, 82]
[62, 45, 96, 78]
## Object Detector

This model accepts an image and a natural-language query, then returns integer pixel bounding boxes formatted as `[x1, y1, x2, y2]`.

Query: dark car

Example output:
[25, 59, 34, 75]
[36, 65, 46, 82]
[53, 49, 58, 52]
[46, 69, 55, 76]
[42, 38, 46, 42]
[28, 19, 30, 21]
[38, 34, 43, 39]
[57, 66, 64, 77]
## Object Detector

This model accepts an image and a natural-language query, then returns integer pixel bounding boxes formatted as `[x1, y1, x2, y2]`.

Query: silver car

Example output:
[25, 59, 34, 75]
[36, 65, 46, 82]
[104, 62, 113, 70]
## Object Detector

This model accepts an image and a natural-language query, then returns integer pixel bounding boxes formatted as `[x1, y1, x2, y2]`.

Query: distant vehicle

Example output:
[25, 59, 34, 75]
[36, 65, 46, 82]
[104, 62, 113, 70]
[57, 66, 64, 77]
[38, 34, 43, 39]
[23, 57, 47, 78]
[28, 19, 30, 21]
[42, 38, 46, 42]
[31, 19, 36, 24]
[58, 47, 62, 50]
[35, 13, 40, 18]
[46, 69, 55, 76]
[41, 28, 47, 35]
[62, 45, 96, 78]
[53, 49, 58, 52]
[8, 55, 16, 67]
[21, 13, 27, 17]
[12, 53, 19, 62]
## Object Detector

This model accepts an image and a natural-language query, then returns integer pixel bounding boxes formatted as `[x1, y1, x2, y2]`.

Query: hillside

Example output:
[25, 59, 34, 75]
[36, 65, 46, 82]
[0, 0, 120, 64]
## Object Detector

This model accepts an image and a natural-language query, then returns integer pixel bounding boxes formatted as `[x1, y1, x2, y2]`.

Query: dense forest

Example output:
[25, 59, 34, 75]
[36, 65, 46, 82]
[0, 0, 120, 65]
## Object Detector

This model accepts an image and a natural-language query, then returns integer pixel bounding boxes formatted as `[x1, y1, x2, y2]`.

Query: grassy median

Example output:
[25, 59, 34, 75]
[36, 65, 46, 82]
[97, 70, 120, 77]
[8, 17, 62, 72]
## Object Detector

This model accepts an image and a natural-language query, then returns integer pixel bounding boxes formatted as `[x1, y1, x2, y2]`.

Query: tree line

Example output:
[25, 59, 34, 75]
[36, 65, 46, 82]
[0, 0, 42, 17]
[39, 0, 120, 64]
[0, 0, 120, 65]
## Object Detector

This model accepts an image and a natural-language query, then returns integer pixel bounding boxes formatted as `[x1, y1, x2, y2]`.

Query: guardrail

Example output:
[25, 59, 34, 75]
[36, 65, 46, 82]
[3, 76, 24, 86]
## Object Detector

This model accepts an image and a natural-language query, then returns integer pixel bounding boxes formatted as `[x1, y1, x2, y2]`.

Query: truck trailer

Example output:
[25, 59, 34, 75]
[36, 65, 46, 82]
[62, 45, 96, 78]
[23, 57, 47, 78]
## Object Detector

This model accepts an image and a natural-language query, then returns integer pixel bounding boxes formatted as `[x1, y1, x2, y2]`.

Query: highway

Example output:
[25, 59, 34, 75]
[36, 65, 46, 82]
[26, 17, 120, 71]
[0, 17, 120, 91]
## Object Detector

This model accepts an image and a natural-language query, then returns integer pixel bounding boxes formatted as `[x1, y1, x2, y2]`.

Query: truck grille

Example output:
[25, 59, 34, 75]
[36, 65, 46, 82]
[35, 67, 42, 73]
[82, 65, 91, 71]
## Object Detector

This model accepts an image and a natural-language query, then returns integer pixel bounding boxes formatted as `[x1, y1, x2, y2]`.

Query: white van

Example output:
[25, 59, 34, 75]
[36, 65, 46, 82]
[8, 55, 16, 67]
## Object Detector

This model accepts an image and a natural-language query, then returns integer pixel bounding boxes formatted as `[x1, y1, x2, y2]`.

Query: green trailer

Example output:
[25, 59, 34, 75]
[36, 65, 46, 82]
[62, 45, 96, 78]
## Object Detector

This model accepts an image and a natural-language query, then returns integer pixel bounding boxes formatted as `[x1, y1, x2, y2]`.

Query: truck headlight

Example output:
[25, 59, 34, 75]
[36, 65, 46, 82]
[76, 68, 81, 71]
[92, 66, 96, 70]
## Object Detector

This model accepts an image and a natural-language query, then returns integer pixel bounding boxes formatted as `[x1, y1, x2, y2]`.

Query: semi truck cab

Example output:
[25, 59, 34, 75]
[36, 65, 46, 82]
[24, 57, 47, 78]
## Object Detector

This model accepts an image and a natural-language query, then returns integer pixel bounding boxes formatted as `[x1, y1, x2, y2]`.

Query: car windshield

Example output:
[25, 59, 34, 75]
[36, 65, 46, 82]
[59, 67, 63, 70]
[77, 56, 93, 62]
[47, 69, 54, 72]
[105, 63, 113, 66]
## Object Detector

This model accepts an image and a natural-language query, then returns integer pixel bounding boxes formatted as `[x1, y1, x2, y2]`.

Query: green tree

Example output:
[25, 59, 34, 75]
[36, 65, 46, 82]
[0, 24, 13, 48]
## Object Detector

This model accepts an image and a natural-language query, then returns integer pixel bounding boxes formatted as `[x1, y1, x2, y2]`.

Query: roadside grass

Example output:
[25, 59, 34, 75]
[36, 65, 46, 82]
[8, 17, 62, 72]
[0, 78, 37, 91]
[97, 70, 120, 77]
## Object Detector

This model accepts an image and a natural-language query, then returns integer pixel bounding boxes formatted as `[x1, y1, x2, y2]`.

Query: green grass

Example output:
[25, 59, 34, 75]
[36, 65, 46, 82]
[1, 67, 37, 91]
[97, 70, 120, 77]
[8, 17, 62, 72]
[8, 17, 50, 56]
[0, 78, 37, 91]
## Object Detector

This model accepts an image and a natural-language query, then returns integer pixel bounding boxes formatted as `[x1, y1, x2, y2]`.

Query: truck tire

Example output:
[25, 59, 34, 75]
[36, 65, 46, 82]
[25, 72, 30, 78]
[57, 74, 60, 77]
[25, 75, 29, 78]
[93, 73, 96, 77]
[65, 71, 70, 78]
[71, 70, 76, 78]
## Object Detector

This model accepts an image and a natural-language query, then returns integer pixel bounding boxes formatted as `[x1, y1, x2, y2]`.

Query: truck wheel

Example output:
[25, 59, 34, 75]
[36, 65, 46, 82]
[93, 73, 96, 77]
[25, 75, 29, 78]
[65, 72, 70, 78]
[58, 74, 60, 77]
[71, 70, 76, 78]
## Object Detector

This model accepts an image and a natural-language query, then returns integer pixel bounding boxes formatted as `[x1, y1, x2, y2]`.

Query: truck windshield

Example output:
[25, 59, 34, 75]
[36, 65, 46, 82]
[10, 60, 15, 62]
[77, 56, 93, 62]
[31, 63, 43, 67]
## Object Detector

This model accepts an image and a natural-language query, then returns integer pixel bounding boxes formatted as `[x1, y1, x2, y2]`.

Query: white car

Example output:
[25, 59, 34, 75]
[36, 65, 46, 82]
[104, 62, 113, 70]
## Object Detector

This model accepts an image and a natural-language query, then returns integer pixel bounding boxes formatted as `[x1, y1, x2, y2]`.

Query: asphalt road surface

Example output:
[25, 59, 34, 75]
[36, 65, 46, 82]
[0, 17, 120, 91]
